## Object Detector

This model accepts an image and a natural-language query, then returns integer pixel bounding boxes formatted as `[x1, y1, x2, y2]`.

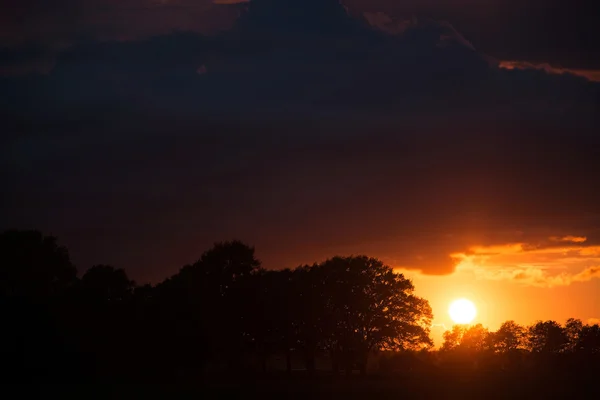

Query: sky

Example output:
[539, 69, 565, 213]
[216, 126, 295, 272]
[1, 0, 599, 345]
[1, 0, 599, 75]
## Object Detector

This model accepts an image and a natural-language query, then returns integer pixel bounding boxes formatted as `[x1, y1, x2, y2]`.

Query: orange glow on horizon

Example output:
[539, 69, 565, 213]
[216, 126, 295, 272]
[394, 234, 600, 347]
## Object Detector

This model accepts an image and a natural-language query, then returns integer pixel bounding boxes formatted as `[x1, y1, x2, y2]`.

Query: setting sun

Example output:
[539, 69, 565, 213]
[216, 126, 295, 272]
[449, 298, 477, 324]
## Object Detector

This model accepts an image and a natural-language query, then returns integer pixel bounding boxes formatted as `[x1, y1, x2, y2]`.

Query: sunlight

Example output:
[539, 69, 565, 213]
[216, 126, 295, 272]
[449, 298, 477, 324]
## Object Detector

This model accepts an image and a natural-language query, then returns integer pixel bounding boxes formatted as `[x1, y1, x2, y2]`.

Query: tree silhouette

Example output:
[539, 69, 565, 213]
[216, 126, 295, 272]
[461, 324, 491, 352]
[2, 228, 600, 384]
[491, 320, 526, 353]
[577, 323, 600, 355]
[152, 240, 261, 371]
[318, 256, 433, 374]
[441, 325, 464, 352]
[563, 318, 584, 353]
[440, 324, 493, 371]
[441, 324, 490, 353]
[81, 265, 135, 303]
[0, 230, 79, 381]
[527, 320, 567, 354]
[0, 230, 77, 298]
[291, 264, 329, 375]
[73, 265, 137, 378]
[244, 268, 303, 373]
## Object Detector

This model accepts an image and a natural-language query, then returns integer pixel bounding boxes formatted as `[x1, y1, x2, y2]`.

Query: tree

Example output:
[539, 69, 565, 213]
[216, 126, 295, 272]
[244, 268, 298, 373]
[577, 324, 600, 355]
[81, 265, 135, 303]
[77, 265, 137, 377]
[441, 324, 490, 353]
[461, 324, 491, 352]
[441, 325, 465, 352]
[492, 320, 526, 353]
[0, 230, 77, 298]
[564, 318, 584, 353]
[153, 240, 261, 371]
[318, 256, 433, 374]
[196, 240, 260, 282]
[0, 230, 79, 380]
[291, 264, 329, 375]
[526, 320, 567, 354]
[440, 324, 492, 371]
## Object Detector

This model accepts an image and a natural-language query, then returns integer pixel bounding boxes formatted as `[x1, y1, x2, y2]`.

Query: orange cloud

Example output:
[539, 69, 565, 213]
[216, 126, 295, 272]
[499, 60, 600, 82]
[550, 235, 587, 243]
[363, 12, 412, 35]
[454, 239, 600, 288]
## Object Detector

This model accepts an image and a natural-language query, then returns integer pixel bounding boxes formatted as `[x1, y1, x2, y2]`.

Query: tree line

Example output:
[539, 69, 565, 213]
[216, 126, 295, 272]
[1, 230, 599, 382]
[442, 319, 600, 355]
[435, 320, 600, 373]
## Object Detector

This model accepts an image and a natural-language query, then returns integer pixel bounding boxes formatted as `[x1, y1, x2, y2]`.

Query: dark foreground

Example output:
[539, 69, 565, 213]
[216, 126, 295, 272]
[18, 370, 600, 400]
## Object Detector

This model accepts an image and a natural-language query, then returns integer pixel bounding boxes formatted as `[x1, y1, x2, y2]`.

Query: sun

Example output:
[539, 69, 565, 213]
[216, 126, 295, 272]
[448, 298, 477, 324]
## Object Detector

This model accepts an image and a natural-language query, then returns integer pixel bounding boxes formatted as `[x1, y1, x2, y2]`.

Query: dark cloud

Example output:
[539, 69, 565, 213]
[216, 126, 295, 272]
[2, 0, 599, 74]
[1, 0, 599, 282]
[0, 0, 239, 74]
[346, 0, 600, 69]
[0, 44, 57, 75]
[0, 1, 236, 46]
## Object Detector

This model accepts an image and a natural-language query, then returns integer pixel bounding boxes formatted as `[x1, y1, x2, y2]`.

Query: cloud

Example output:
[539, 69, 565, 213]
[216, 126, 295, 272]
[550, 236, 587, 243]
[454, 241, 600, 288]
[0, 44, 58, 75]
[3, 0, 600, 76]
[512, 266, 600, 287]
[499, 60, 600, 82]
[0, 0, 240, 76]
[363, 12, 413, 35]
[7, 3, 598, 118]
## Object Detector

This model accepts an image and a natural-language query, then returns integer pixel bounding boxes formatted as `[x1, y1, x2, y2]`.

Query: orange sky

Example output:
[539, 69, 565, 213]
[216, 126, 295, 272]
[396, 236, 600, 346]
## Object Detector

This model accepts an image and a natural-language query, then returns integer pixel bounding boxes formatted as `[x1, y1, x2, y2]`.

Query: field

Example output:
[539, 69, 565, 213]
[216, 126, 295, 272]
[31, 369, 599, 400]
